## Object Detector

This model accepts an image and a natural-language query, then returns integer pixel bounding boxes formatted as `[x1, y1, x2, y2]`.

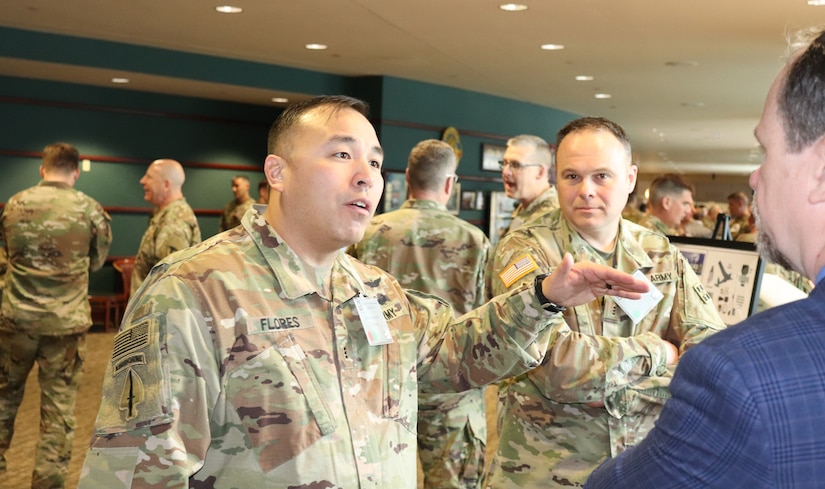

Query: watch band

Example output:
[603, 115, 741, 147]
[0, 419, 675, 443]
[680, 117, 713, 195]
[534, 273, 567, 313]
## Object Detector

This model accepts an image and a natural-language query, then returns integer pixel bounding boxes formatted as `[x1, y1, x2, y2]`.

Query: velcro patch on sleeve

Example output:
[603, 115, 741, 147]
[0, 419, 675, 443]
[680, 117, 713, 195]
[94, 318, 174, 435]
[499, 254, 539, 288]
[693, 283, 712, 303]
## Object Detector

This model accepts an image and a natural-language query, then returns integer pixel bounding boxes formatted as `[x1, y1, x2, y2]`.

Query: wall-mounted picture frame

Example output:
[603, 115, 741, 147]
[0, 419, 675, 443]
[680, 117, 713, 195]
[382, 170, 407, 213]
[488, 191, 519, 245]
[481, 143, 506, 172]
[460, 190, 485, 211]
[447, 183, 461, 215]
[668, 236, 764, 326]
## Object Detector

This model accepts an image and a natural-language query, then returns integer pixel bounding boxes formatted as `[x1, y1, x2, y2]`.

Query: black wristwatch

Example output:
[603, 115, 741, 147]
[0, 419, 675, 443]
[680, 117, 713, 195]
[534, 274, 567, 313]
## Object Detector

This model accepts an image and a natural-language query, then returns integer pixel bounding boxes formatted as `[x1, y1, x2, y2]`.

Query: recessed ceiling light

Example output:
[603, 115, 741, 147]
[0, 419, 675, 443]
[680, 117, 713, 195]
[594, 93, 611, 99]
[271, 97, 289, 104]
[305, 43, 328, 50]
[575, 75, 594, 81]
[499, 3, 528, 11]
[807, 0, 825, 5]
[215, 5, 243, 13]
[665, 60, 699, 67]
[540, 44, 565, 51]
[111, 77, 130, 84]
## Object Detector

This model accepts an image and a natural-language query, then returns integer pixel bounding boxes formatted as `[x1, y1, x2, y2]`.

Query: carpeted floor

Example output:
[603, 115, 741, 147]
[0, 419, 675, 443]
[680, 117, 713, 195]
[0, 330, 499, 489]
[1, 330, 115, 489]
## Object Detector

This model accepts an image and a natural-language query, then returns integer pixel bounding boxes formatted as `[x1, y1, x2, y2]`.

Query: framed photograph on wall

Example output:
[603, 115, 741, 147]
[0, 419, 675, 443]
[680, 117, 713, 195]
[460, 190, 485, 211]
[668, 236, 764, 326]
[488, 191, 519, 245]
[382, 170, 407, 213]
[481, 143, 506, 172]
[446, 183, 461, 215]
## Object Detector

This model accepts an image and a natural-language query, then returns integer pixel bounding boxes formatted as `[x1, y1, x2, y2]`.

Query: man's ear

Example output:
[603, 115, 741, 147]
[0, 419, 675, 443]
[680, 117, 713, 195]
[265, 154, 286, 193]
[537, 164, 547, 180]
[809, 136, 825, 205]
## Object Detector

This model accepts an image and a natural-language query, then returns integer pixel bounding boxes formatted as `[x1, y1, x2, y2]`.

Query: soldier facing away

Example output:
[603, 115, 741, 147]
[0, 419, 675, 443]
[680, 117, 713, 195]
[350, 139, 491, 488]
[0, 142, 112, 489]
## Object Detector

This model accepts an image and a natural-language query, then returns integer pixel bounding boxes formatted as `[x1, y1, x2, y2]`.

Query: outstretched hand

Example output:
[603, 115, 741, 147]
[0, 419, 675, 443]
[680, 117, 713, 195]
[541, 253, 649, 308]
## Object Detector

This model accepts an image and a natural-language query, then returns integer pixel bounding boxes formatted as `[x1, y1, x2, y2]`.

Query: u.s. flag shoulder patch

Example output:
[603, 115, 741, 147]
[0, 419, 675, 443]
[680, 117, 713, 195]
[499, 254, 539, 288]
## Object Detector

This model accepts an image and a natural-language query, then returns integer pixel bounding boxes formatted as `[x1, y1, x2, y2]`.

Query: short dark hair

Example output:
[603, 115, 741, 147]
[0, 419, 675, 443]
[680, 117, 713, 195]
[779, 28, 825, 153]
[649, 173, 694, 206]
[556, 116, 632, 157]
[407, 139, 457, 192]
[267, 95, 371, 155]
[41, 142, 79, 174]
[727, 191, 749, 205]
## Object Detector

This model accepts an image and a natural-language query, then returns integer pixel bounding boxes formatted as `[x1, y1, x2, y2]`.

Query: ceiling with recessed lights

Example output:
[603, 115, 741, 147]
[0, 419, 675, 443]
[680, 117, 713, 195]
[0, 0, 821, 175]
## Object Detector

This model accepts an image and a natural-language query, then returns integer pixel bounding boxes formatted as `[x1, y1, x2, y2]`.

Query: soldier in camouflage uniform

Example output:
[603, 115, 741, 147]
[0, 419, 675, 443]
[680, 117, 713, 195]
[637, 173, 695, 236]
[0, 142, 112, 489]
[727, 191, 752, 239]
[132, 159, 201, 295]
[219, 175, 255, 232]
[499, 134, 559, 235]
[77, 96, 652, 489]
[487, 117, 726, 489]
[350, 139, 491, 488]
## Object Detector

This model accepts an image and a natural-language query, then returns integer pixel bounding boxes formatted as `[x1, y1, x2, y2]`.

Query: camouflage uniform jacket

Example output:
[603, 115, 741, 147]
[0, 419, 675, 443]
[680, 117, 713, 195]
[0, 180, 112, 335]
[132, 198, 200, 295]
[79, 206, 589, 489]
[219, 196, 255, 232]
[487, 208, 726, 488]
[351, 199, 491, 314]
[507, 186, 559, 234]
[637, 213, 677, 236]
[350, 199, 491, 479]
[729, 214, 750, 239]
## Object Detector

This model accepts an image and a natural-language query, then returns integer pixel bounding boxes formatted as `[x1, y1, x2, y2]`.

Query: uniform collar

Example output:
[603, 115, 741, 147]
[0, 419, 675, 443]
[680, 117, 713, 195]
[402, 199, 446, 212]
[242, 205, 363, 303]
[556, 211, 653, 271]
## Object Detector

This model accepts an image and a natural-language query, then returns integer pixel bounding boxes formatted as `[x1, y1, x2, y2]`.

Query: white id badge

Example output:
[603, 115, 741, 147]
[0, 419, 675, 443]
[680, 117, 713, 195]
[613, 269, 664, 324]
[353, 295, 394, 346]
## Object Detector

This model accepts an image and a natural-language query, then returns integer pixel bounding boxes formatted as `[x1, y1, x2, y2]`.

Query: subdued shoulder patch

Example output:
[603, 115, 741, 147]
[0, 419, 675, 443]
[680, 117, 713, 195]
[499, 254, 538, 288]
[693, 283, 711, 303]
[95, 318, 173, 434]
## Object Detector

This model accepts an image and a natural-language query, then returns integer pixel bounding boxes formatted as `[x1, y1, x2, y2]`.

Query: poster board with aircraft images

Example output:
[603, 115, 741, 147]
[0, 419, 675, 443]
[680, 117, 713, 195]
[668, 236, 764, 326]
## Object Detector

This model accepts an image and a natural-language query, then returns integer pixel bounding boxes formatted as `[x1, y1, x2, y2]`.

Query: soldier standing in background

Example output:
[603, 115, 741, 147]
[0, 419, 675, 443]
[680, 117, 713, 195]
[132, 158, 201, 295]
[257, 177, 270, 204]
[0, 142, 112, 489]
[219, 175, 255, 231]
[498, 134, 559, 235]
[726, 191, 752, 239]
[637, 173, 696, 236]
[350, 139, 491, 488]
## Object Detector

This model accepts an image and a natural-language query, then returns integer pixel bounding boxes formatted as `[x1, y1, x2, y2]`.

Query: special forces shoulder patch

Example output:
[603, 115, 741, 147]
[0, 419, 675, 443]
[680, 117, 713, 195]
[95, 318, 173, 435]
[499, 254, 539, 288]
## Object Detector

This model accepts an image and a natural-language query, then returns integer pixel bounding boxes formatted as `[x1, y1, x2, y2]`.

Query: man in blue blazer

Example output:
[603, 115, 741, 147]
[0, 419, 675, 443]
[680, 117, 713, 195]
[586, 25, 825, 489]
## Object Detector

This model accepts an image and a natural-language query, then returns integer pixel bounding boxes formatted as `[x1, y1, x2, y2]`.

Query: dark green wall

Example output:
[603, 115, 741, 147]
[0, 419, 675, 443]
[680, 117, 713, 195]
[1, 27, 579, 295]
